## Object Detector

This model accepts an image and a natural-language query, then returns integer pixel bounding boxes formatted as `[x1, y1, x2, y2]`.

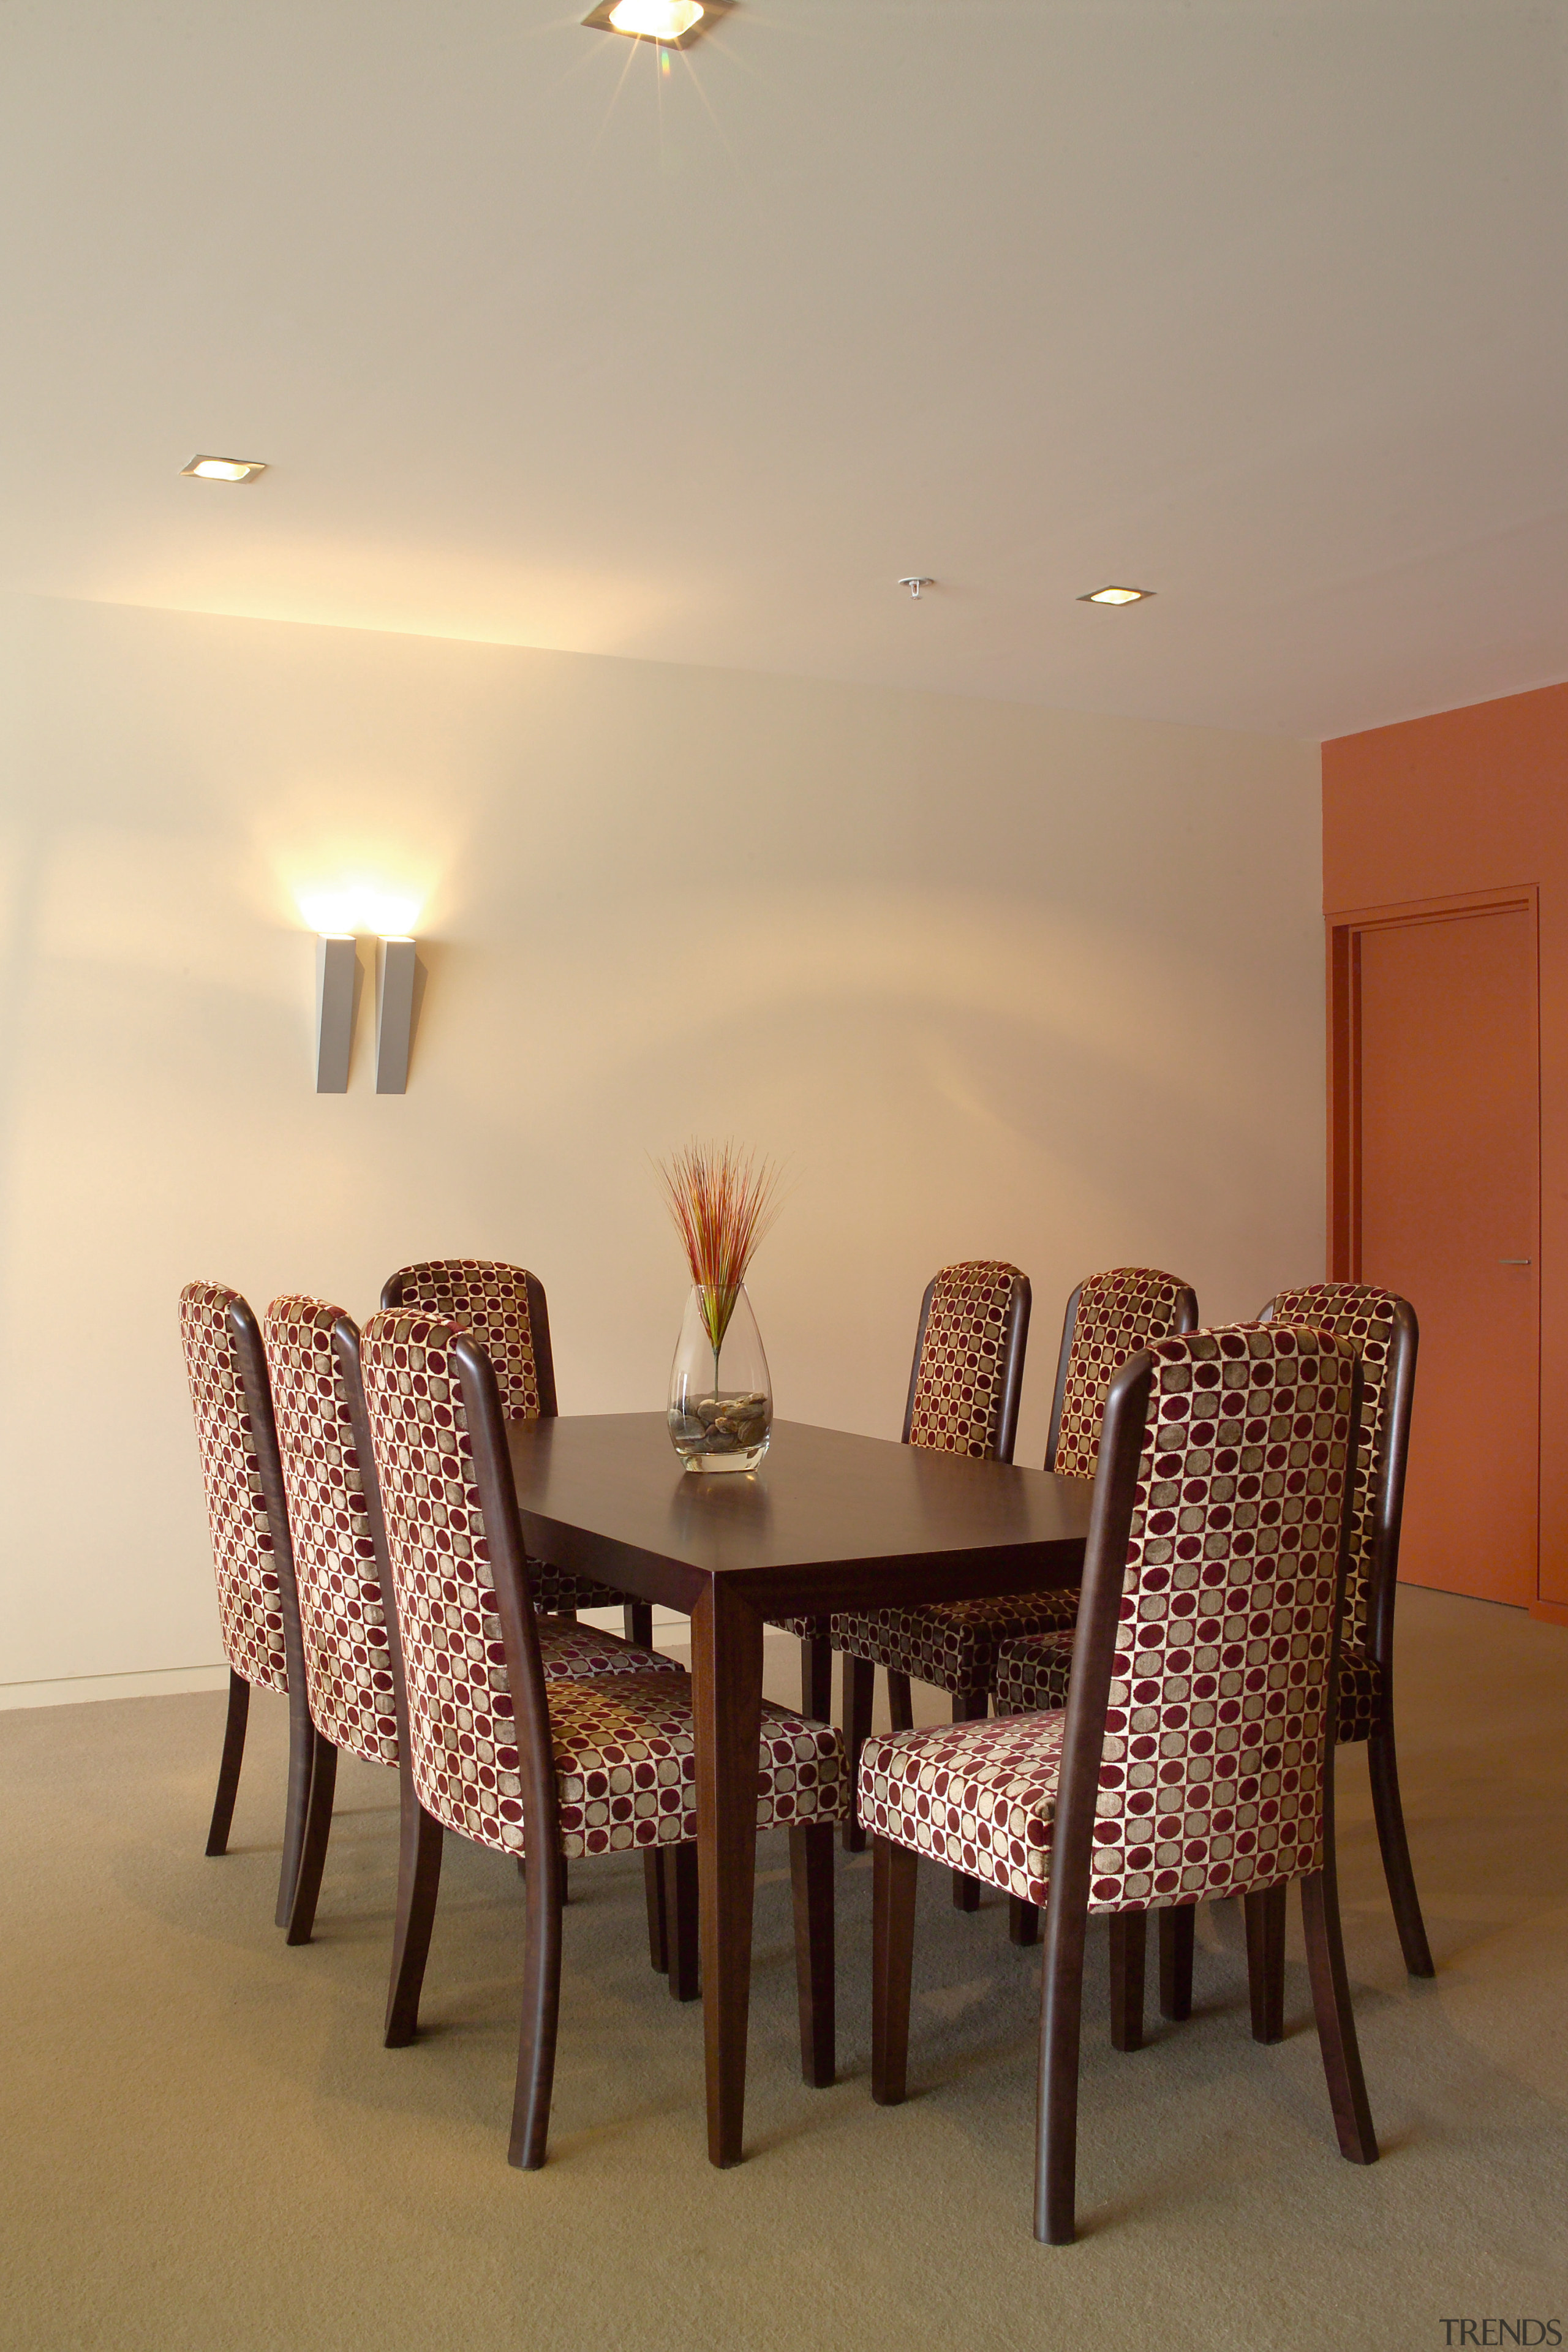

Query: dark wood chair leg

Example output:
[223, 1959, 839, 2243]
[1245, 1882, 1287, 2043]
[871, 1836, 919, 2105]
[276, 1673, 317, 1931]
[1159, 1904, 1194, 2021]
[887, 1671, 914, 1732]
[1300, 1869, 1378, 2165]
[625, 1601, 654, 1650]
[801, 1635, 833, 1724]
[1035, 1878, 1090, 2243]
[1009, 1896, 1041, 1947]
[205, 1670, 250, 1856]
[1108, 1911, 1145, 2051]
[950, 1691, 987, 1910]
[508, 1831, 565, 2170]
[284, 1734, 339, 1946]
[666, 1842, 701, 2002]
[1367, 1722, 1436, 1977]
[790, 1822, 836, 2086]
[842, 1657, 874, 1852]
[384, 1796, 444, 2048]
[644, 1850, 669, 1972]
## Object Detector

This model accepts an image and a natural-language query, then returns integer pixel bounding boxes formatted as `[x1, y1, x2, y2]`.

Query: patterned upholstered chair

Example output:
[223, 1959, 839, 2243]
[767, 1261, 1030, 1879]
[862, 1324, 1377, 2242]
[360, 1308, 848, 2166]
[1000, 1281, 1434, 2021]
[380, 1260, 654, 1645]
[261, 1296, 681, 1954]
[178, 1281, 313, 1928]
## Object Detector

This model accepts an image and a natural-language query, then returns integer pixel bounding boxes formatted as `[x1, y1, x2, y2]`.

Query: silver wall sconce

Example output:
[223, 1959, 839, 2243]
[375, 937, 418, 1094]
[314, 935, 359, 1092]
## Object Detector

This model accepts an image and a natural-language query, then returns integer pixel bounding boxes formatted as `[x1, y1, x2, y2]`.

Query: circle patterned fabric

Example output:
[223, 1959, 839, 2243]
[383, 1259, 639, 1616]
[1053, 1266, 1193, 1477]
[1270, 1283, 1398, 1662]
[263, 1297, 399, 1769]
[860, 1324, 1355, 1912]
[178, 1281, 289, 1696]
[905, 1261, 1023, 1458]
[359, 1311, 846, 1858]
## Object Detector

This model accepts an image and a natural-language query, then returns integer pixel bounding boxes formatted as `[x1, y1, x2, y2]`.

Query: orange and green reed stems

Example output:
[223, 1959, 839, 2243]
[658, 1142, 782, 1373]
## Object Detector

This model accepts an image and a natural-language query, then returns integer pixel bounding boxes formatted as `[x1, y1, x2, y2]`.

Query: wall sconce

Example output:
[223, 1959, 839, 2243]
[375, 937, 418, 1094]
[314, 935, 359, 1093]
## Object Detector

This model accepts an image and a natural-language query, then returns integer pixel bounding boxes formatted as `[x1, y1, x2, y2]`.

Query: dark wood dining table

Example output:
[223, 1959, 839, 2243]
[505, 1411, 1095, 2167]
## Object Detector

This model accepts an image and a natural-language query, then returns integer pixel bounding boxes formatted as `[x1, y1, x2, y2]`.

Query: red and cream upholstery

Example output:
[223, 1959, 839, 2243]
[264, 1294, 680, 1774]
[179, 1281, 290, 1697]
[865, 1322, 1378, 2243]
[264, 1297, 398, 1766]
[379, 1257, 641, 1619]
[1050, 1266, 1196, 1477]
[993, 1626, 1075, 1718]
[862, 1323, 1355, 1910]
[905, 1259, 1028, 1458]
[1270, 1284, 1396, 1746]
[830, 1265, 1193, 1702]
[360, 1310, 846, 1861]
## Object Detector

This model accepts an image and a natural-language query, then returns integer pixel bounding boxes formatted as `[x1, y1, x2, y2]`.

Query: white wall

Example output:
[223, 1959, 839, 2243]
[0, 589, 1323, 1697]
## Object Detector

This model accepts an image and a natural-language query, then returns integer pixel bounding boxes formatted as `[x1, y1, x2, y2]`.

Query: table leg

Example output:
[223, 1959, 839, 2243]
[690, 1579, 766, 2168]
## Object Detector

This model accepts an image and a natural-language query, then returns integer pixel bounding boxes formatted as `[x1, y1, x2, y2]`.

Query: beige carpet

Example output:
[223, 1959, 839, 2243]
[2, 1589, 1566, 2352]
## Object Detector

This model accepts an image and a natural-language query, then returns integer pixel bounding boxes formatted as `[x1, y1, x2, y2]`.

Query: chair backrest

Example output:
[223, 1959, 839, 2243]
[1052, 1322, 1360, 1918]
[902, 1262, 1031, 1463]
[358, 1309, 552, 1858]
[1046, 1267, 1200, 1476]
[1262, 1283, 1416, 1667]
[263, 1297, 399, 1768]
[379, 1260, 556, 1423]
[178, 1281, 296, 1697]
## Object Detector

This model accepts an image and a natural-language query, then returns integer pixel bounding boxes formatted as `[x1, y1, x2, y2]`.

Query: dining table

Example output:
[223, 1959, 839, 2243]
[505, 1410, 1096, 2167]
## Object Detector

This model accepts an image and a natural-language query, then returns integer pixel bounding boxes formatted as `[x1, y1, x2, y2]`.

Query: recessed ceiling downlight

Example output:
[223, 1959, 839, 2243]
[582, 0, 731, 45]
[181, 454, 268, 483]
[1080, 584, 1152, 605]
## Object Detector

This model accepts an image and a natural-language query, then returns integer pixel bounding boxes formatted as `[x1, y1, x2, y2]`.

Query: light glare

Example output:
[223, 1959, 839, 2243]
[609, 0, 703, 37]
[1082, 585, 1151, 605]
[182, 454, 268, 483]
[298, 882, 423, 937]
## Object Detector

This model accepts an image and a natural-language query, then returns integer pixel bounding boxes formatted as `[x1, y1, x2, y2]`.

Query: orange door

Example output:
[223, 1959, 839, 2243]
[1356, 904, 1539, 1605]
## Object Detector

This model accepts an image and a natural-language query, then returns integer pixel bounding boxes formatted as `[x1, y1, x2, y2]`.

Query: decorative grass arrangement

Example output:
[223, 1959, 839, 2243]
[658, 1140, 782, 1376]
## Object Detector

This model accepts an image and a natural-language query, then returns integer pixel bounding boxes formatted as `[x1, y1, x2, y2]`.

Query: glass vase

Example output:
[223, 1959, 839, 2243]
[666, 1284, 772, 1472]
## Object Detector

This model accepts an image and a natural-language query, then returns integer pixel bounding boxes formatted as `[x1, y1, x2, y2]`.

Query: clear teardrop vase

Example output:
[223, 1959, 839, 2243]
[666, 1285, 772, 1473]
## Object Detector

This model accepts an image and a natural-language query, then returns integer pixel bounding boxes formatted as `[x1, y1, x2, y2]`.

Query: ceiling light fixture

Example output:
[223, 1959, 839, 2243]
[1079, 584, 1153, 605]
[898, 576, 935, 599]
[582, 0, 731, 47]
[181, 454, 268, 483]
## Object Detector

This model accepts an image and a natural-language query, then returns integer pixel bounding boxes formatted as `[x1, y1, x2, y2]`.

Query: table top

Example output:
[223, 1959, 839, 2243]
[505, 1412, 1095, 1617]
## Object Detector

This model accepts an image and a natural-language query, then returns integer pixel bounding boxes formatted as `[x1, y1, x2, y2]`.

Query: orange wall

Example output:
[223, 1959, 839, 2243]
[1323, 680, 1568, 1613]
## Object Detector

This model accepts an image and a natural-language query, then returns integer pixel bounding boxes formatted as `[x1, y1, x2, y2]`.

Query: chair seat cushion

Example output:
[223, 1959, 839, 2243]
[421, 1670, 848, 1861]
[537, 1617, 682, 1680]
[859, 1712, 1069, 1906]
[995, 1628, 1076, 1716]
[829, 1588, 1080, 1694]
[767, 1613, 834, 1638]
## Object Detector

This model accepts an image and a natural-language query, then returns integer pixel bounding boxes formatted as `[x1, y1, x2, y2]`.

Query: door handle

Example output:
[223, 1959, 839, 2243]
[1499, 1258, 1532, 1265]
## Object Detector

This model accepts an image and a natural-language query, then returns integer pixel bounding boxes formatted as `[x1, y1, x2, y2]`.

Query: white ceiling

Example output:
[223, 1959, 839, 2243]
[2, 0, 1566, 738]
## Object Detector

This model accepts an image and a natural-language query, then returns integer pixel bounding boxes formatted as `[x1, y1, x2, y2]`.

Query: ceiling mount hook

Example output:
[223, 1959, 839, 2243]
[897, 576, 935, 600]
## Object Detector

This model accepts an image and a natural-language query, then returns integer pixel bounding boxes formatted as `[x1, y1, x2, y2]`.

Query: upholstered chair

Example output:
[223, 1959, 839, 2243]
[766, 1261, 1030, 1882]
[178, 1281, 312, 1928]
[863, 1324, 1376, 2242]
[1000, 1280, 1434, 2019]
[380, 1259, 655, 1646]
[359, 1308, 847, 2167]
[262, 1297, 682, 1953]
